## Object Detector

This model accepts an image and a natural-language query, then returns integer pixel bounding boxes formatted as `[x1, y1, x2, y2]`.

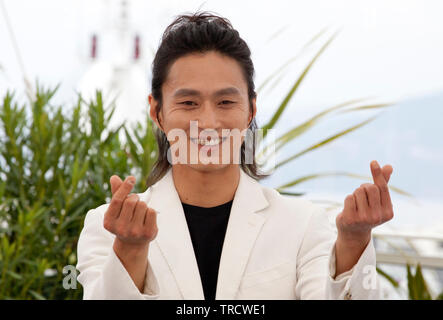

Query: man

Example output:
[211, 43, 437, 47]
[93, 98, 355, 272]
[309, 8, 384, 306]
[76, 12, 394, 300]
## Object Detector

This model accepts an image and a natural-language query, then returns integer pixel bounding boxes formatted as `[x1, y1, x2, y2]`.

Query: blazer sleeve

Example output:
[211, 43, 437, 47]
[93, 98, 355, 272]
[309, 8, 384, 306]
[76, 205, 160, 300]
[295, 202, 381, 300]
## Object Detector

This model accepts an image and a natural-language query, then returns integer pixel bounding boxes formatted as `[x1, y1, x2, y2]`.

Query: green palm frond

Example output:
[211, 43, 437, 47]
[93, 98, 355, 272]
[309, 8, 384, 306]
[273, 115, 378, 170]
[257, 26, 330, 94]
[407, 264, 432, 300]
[261, 30, 340, 136]
[275, 170, 411, 198]
[377, 267, 400, 289]
[257, 98, 389, 159]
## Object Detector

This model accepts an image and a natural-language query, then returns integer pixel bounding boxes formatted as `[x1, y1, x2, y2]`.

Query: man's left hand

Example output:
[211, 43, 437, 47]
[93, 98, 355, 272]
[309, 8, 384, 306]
[336, 160, 394, 245]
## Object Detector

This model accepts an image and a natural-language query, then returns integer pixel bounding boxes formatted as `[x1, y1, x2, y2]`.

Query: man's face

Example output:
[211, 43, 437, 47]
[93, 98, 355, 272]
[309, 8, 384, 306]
[149, 50, 256, 173]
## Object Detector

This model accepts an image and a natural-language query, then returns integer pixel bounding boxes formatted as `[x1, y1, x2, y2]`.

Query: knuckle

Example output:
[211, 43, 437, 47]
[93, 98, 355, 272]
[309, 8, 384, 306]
[371, 213, 381, 225]
[342, 214, 354, 226]
[142, 228, 152, 238]
[103, 219, 112, 231]
[144, 227, 158, 240]
[122, 197, 136, 209]
[336, 214, 341, 224]
[115, 225, 127, 237]
[144, 230, 154, 239]
[373, 165, 381, 175]
[111, 198, 123, 206]
[137, 201, 148, 210]
[127, 194, 139, 203]
[103, 220, 109, 230]
[336, 212, 344, 223]
[386, 209, 394, 220]
[128, 228, 139, 238]
[145, 215, 155, 226]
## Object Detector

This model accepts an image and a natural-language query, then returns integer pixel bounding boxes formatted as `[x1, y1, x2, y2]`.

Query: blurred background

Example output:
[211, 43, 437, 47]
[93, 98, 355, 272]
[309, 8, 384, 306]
[0, 0, 442, 299]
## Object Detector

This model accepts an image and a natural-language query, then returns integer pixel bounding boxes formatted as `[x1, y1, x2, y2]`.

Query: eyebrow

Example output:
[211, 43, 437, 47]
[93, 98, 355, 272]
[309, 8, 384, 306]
[172, 87, 241, 99]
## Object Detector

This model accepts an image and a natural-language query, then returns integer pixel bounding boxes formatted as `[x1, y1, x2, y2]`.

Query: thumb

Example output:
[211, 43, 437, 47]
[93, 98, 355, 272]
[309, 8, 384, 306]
[110, 175, 123, 195]
[382, 165, 393, 183]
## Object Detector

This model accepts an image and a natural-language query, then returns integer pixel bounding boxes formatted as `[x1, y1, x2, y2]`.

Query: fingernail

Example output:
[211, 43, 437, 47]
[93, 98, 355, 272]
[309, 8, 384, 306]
[128, 177, 135, 185]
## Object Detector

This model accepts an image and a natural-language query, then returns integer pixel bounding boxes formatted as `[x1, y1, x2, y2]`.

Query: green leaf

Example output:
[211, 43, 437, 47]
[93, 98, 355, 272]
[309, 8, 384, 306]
[276, 170, 411, 198]
[6, 270, 23, 280]
[276, 191, 305, 197]
[414, 264, 432, 300]
[407, 264, 415, 299]
[124, 126, 142, 167]
[258, 98, 376, 159]
[274, 115, 378, 170]
[257, 26, 330, 93]
[338, 103, 394, 114]
[407, 263, 433, 300]
[261, 30, 340, 136]
[376, 267, 399, 288]
[28, 290, 46, 300]
[264, 24, 289, 44]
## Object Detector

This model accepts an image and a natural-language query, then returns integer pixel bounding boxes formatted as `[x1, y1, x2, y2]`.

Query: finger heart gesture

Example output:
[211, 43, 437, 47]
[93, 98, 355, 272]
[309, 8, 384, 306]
[336, 160, 394, 241]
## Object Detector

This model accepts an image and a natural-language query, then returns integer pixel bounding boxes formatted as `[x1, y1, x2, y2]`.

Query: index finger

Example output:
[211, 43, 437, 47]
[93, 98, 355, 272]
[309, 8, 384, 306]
[370, 160, 392, 208]
[107, 176, 136, 217]
[110, 175, 123, 195]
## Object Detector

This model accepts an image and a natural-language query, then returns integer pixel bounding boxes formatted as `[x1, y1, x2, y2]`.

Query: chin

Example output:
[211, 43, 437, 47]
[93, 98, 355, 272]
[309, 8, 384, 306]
[186, 162, 233, 173]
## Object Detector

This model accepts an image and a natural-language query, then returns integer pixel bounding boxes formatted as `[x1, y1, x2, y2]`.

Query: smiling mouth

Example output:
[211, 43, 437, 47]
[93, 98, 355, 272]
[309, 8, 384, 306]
[190, 136, 228, 146]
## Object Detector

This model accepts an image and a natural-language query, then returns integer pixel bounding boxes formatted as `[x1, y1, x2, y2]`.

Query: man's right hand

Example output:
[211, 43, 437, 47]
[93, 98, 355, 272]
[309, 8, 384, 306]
[103, 175, 158, 293]
[104, 175, 158, 248]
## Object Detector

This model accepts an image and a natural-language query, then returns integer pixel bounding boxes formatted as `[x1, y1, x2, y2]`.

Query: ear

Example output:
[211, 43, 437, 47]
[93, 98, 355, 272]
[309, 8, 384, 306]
[148, 94, 164, 132]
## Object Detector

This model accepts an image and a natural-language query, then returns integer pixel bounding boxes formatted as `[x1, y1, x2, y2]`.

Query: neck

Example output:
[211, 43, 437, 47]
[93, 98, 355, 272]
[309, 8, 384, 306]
[171, 164, 240, 208]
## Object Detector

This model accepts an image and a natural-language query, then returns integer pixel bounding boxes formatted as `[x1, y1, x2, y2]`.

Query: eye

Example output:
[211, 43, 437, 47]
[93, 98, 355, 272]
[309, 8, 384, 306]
[219, 100, 235, 105]
[179, 101, 197, 106]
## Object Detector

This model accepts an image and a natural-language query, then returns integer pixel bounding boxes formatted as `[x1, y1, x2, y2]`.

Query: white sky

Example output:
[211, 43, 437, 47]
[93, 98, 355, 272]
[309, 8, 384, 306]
[1, 0, 443, 232]
[1, 0, 443, 124]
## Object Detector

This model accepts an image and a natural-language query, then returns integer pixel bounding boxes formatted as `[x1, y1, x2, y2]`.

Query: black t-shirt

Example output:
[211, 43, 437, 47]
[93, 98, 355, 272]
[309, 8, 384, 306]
[182, 200, 233, 300]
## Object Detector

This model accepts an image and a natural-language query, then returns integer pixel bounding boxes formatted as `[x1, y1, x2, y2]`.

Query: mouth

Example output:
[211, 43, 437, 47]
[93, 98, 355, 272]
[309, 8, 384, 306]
[190, 136, 228, 148]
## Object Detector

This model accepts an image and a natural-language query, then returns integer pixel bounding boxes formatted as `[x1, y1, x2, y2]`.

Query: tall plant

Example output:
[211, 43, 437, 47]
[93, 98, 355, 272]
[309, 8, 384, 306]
[0, 86, 157, 299]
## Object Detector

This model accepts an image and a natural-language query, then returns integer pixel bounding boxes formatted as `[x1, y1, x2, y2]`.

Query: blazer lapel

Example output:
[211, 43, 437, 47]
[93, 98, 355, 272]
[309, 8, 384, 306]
[143, 168, 205, 299]
[140, 167, 270, 300]
[215, 169, 269, 299]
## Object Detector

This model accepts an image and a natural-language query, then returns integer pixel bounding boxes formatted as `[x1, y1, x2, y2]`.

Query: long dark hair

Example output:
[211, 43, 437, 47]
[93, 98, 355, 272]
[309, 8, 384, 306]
[146, 11, 270, 188]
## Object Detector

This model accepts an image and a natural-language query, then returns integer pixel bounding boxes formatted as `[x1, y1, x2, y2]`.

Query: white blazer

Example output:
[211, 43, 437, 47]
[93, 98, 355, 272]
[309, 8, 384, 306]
[76, 167, 380, 300]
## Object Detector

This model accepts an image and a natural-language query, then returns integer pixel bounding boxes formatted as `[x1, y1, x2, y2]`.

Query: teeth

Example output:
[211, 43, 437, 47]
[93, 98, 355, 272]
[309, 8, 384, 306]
[191, 137, 226, 146]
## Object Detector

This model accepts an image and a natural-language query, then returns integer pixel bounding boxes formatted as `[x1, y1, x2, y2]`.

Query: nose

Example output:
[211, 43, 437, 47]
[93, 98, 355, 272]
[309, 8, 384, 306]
[195, 103, 220, 130]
